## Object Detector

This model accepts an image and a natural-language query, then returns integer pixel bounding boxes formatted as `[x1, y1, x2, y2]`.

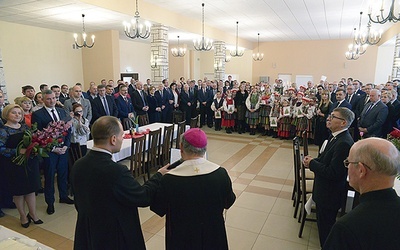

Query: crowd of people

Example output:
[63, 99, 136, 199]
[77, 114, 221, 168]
[0, 75, 399, 249]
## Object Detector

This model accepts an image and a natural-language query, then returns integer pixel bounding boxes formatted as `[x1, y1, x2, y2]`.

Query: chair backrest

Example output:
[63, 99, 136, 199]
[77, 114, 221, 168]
[302, 131, 308, 156]
[122, 118, 133, 131]
[130, 135, 146, 177]
[147, 128, 162, 169]
[175, 120, 186, 149]
[190, 115, 200, 128]
[161, 124, 174, 165]
[173, 110, 186, 124]
[69, 143, 83, 166]
[293, 137, 301, 199]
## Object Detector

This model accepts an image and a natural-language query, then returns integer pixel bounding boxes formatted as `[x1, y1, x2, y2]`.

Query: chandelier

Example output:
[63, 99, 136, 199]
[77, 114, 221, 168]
[368, 0, 400, 24]
[230, 21, 244, 57]
[171, 36, 186, 57]
[253, 33, 264, 61]
[346, 31, 368, 60]
[193, 3, 213, 51]
[123, 0, 151, 39]
[73, 14, 95, 49]
[354, 12, 382, 46]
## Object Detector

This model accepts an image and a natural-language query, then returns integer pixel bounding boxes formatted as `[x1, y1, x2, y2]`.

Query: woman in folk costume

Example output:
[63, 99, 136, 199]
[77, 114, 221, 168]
[269, 93, 281, 138]
[295, 97, 313, 140]
[291, 91, 305, 137]
[211, 91, 224, 131]
[222, 90, 236, 134]
[245, 86, 261, 135]
[277, 98, 292, 139]
[259, 91, 272, 136]
[305, 97, 316, 140]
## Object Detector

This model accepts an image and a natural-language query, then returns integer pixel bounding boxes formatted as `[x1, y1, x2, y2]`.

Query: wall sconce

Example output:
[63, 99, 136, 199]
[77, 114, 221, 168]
[214, 59, 223, 71]
[151, 56, 158, 68]
[225, 54, 231, 62]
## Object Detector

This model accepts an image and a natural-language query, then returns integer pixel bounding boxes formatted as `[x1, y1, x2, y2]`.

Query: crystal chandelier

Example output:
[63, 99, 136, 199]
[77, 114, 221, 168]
[354, 12, 382, 46]
[368, 0, 400, 24]
[346, 30, 368, 60]
[73, 14, 95, 49]
[253, 33, 264, 61]
[123, 0, 151, 39]
[193, 3, 213, 51]
[230, 21, 244, 57]
[171, 36, 186, 57]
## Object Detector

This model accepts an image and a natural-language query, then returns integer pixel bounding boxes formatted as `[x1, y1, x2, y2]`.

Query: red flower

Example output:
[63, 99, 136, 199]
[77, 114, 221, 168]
[57, 138, 63, 143]
[389, 128, 400, 138]
[46, 138, 53, 144]
[62, 131, 68, 137]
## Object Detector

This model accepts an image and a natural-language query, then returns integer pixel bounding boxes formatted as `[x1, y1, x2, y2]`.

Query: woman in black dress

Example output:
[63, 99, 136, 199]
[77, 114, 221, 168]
[314, 90, 332, 148]
[234, 84, 248, 134]
[0, 104, 42, 228]
[146, 86, 161, 123]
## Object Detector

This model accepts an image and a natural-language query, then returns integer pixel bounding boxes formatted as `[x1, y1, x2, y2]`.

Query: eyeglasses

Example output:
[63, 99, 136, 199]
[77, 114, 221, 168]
[75, 110, 83, 113]
[328, 114, 345, 121]
[343, 158, 372, 170]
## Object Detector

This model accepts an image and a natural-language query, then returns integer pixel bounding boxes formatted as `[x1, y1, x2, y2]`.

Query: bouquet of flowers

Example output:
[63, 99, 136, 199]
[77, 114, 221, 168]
[387, 127, 400, 180]
[13, 120, 71, 166]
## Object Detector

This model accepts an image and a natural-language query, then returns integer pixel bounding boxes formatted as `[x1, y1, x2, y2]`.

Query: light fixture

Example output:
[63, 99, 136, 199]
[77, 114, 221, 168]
[151, 56, 158, 68]
[171, 36, 186, 57]
[225, 54, 231, 62]
[230, 21, 244, 57]
[368, 0, 400, 24]
[214, 59, 223, 71]
[253, 33, 264, 61]
[354, 12, 382, 46]
[193, 3, 213, 51]
[123, 0, 151, 39]
[73, 14, 95, 49]
[346, 30, 368, 60]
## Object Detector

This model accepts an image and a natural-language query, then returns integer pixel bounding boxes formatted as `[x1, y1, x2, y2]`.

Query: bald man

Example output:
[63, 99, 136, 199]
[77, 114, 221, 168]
[324, 138, 400, 249]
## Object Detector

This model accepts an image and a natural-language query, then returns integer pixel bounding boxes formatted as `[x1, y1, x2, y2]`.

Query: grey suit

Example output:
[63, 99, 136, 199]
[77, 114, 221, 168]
[359, 101, 388, 138]
[63, 98, 92, 123]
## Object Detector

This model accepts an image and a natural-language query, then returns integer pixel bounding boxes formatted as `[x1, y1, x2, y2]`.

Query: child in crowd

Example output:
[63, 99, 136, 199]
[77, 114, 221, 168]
[211, 91, 224, 131]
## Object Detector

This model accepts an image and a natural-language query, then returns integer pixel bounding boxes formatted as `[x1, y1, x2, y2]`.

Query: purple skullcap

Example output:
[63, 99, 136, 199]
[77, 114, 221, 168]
[184, 128, 207, 148]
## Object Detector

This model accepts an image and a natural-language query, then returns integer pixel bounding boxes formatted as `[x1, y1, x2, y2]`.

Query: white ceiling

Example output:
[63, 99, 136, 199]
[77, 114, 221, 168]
[0, 0, 395, 47]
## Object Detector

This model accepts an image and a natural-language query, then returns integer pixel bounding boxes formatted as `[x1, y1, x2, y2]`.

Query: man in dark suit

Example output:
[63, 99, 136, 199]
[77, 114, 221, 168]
[197, 82, 212, 127]
[115, 85, 135, 120]
[161, 79, 174, 123]
[91, 84, 118, 124]
[71, 116, 169, 250]
[346, 84, 363, 141]
[189, 80, 199, 117]
[131, 81, 149, 125]
[324, 137, 400, 249]
[352, 80, 366, 98]
[303, 107, 355, 247]
[359, 89, 388, 138]
[59, 84, 70, 104]
[31, 90, 74, 215]
[180, 84, 195, 125]
[329, 89, 351, 113]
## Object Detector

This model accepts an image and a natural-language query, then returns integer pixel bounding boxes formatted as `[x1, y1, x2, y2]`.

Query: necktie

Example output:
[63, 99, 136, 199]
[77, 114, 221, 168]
[102, 96, 110, 116]
[348, 94, 352, 103]
[51, 109, 58, 122]
[160, 90, 163, 98]
[364, 96, 370, 104]
[365, 103, 375, 115]
[124, 97, 128, 104]
[140, 91, 146, 106]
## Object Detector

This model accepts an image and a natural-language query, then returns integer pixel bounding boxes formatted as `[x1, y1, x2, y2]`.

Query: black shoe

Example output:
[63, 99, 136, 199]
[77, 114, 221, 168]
[21, 220, 30, 228]
[59, 197, 74, 204]
[0, 209, 5, 217]
[27, 213, 43, 224]
[46, 204, 55, 215]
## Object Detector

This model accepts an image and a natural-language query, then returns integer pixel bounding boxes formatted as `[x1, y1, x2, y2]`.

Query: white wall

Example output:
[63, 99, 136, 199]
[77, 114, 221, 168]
[119, 39, 151, 82]
[375, 38, 395, 84]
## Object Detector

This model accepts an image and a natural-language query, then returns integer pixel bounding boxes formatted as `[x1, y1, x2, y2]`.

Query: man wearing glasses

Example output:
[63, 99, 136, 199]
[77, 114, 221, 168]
[303, 107, 355, 247]
[324, 138, 400, 249]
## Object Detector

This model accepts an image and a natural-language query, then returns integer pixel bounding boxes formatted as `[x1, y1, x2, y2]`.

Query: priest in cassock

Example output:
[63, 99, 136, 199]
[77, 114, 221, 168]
[151, 128, 236, 250]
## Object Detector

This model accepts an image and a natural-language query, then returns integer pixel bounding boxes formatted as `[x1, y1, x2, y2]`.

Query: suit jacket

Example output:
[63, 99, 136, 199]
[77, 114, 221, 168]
[131, 90, 148, 115]
[197, 88, 212, 105]
[329, 100, 351, 113]
[59, 93, 69, 104]
[346, 94, 362, 117]
[63, 98, 92, 123]
[359, 101, 389, 138]
[115, 95, 134, 119]
[330, 92, 337, 103]
[72, 150, 163, 250]
[31, 107, 71, 146]
[310, 130, 353, 209]
[91, 95, 118, 123]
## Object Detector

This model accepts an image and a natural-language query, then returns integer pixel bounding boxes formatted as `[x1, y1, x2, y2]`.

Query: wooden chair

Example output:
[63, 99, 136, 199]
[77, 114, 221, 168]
[298, 155, 317, 238]
[291, 137, 299, 201]
[175, 120, 186, 149]
[122, 118, 133, 131]
[68, 143, 83, 196]
[302, 131, 315, 180]
[130, 135, 146, 181]
[173, 110, 185, 124]
[159, 124, 174, 166]
[145, 128, 161, 179]
[190, 115, 200, 128]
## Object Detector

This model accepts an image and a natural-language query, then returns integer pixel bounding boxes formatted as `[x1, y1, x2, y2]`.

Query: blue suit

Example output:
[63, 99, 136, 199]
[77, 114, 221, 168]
[359, 101, 388, 138]
[161, 88, 174, 123]
[31, 107, 71, 205]
[115, 95, 134, 119]
[197, 88, 213, 126]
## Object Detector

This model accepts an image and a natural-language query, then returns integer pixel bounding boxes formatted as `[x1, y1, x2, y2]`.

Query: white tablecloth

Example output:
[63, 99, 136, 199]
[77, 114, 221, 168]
[87, 123, 188, 162]
[0, 226, 53, 249]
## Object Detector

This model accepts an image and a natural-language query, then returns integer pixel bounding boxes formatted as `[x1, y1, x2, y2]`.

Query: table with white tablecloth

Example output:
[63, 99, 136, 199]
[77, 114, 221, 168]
[0, 226, 53, 249]
[87, 123, 188, 162]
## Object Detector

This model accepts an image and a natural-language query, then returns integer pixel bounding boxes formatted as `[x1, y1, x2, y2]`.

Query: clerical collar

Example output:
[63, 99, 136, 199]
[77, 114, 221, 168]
[167, 158, 219, 177]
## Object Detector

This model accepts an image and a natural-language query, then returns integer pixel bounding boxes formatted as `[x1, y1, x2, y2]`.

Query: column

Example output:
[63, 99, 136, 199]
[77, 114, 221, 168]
[151, 24, 169, 86]
[0, 49, 9, 103]
[213, 41, 226, 80]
